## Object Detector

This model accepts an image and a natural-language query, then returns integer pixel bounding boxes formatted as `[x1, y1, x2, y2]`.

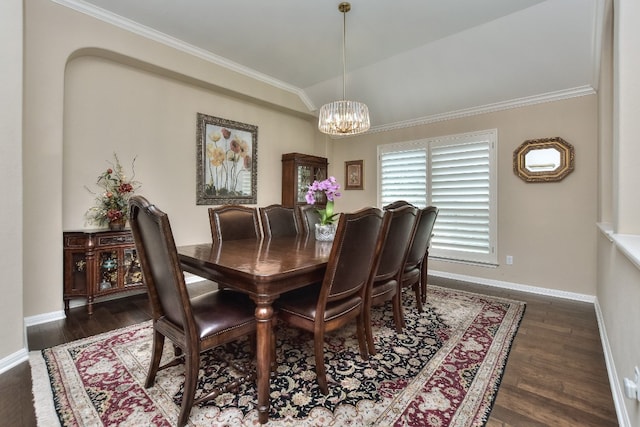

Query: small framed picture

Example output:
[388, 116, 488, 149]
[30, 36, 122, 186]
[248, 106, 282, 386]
[345, 160, 364, 190]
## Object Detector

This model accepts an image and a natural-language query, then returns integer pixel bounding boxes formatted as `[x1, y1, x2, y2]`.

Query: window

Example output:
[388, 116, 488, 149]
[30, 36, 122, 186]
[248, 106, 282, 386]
[378, 129, 497, 265]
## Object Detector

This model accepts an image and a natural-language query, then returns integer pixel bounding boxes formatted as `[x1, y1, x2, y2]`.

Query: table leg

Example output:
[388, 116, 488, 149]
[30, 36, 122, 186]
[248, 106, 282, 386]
[253, 298, 274, 424]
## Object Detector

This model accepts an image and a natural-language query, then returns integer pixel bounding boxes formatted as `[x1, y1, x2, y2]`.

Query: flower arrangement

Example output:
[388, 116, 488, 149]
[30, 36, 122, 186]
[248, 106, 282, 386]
[85, 153, 141, 228]
[305, 176, 341, 225]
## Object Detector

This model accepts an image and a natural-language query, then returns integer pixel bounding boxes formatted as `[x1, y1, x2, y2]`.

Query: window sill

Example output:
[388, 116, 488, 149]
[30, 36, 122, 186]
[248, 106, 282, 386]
[598, 222, 640, 270]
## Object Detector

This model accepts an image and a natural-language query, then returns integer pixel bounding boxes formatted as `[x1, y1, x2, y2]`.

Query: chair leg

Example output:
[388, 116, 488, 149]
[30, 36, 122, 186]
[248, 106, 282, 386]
[356, 314, 369, 360]
[363, 299, 377, 356]
[421, 257, 428, 304]
[413, 282, 424, 312]
[145, 330, 165, 388]
[392, 290, 404, 333]
[177, 350, 200, 427]
[314, 330, 329, 395]
[396, 291, 407, 329]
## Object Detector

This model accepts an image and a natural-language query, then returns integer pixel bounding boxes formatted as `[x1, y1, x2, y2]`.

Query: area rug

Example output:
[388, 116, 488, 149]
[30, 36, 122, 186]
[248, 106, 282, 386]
[30, 285, 525, 426]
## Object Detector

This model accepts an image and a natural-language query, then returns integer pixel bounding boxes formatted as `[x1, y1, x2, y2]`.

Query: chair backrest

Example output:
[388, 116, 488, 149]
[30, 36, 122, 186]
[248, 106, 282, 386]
[129, 195, 193, 330]
[383, 200, 412, 210]
[208, 205, 263, 243]
[320, 207, 384, 304]
[405, 206, 439, 269]
[297, 204, 322, 236]
[259, 204, 299, 238]
[374, 205, 419, 282]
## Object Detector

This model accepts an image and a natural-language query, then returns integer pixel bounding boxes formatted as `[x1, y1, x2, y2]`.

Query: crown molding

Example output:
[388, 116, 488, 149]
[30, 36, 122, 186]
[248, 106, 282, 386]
[50, 0, 316, 111]
[50, 0, 596, 137]
[366, 85, 596, 135]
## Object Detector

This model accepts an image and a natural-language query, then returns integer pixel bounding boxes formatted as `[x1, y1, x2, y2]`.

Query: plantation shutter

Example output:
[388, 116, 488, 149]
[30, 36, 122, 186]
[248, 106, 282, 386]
[429, 139, 493, 263]
[377, 129, 497, 265]
[379, 148, 427, 208]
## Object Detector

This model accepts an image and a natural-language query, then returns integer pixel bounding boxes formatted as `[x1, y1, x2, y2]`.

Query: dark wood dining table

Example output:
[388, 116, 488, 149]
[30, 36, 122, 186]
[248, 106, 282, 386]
[177, 235, 332, 424]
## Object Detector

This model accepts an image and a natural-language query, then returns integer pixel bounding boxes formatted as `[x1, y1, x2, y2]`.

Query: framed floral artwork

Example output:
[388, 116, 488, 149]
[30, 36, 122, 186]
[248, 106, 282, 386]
[345, 160, 364, 190]
[196, 113, 258, 205]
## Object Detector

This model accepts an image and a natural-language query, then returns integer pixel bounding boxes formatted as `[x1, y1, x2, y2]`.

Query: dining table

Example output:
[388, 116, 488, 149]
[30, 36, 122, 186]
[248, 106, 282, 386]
[177, 235, 333, 424]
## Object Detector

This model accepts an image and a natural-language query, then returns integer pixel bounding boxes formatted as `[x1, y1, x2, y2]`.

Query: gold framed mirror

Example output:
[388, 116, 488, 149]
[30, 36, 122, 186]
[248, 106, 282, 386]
[513, 137, 575, 182]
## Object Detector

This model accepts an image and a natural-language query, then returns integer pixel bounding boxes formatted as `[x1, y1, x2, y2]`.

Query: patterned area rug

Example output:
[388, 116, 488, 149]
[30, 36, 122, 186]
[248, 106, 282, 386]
[30, 286, 525, 426]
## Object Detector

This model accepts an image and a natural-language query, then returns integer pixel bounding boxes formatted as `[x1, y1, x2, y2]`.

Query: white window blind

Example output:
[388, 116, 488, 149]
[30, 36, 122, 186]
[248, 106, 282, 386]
[379, 148, 427, 208]
[378, 130, 497, 265]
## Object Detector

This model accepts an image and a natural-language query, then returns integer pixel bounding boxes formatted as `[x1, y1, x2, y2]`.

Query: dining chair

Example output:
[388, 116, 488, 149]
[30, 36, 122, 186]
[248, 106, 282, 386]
[397, 206, 439, 327]
[259, 204, 300, 238]
[208, 204, 263, 243]
[129, 196, 257, 427]
[274, 207, 385, 394]
[383, 200, 412, 210]
[297, 204, 322, 237]
[364, 204, 418, 355]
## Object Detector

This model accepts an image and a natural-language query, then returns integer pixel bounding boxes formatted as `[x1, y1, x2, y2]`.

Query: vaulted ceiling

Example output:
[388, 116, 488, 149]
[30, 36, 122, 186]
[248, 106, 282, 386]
[58, 0, 604, 132]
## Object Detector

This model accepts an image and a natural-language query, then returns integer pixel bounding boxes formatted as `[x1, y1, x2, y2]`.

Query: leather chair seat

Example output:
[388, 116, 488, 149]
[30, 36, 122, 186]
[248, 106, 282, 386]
[191, 290, 257, 339]
[370, 279, 398, 301]
[277, 285, 362, 322]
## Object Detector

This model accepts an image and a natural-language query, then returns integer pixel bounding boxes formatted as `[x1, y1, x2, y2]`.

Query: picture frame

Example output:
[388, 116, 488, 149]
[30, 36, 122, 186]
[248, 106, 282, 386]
[196, 113, 258, 205]
[513, 136, 574, 183]
[345, 160, 364, 190]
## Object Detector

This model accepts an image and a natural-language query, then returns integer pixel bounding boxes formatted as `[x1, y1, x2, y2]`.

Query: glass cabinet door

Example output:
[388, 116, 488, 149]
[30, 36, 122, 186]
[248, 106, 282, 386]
[297, 165, 329, 204]
[98, 250, 119, 291]
[123, 248, 143, 286]
[296, 165, 312, 203]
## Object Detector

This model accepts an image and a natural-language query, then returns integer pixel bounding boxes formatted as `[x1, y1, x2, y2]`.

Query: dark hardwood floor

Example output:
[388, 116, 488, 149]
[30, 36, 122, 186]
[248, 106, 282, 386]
[1, 278, 617, 426]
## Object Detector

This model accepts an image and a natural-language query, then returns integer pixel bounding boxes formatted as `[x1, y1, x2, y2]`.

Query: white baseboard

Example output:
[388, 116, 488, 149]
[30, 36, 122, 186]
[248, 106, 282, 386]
[594, 298, 630, 427]
[0, 348, 28, 375]
[429, 269, 596, 303]
[24, 274, 206, 328]
[24, 310, 66, 327]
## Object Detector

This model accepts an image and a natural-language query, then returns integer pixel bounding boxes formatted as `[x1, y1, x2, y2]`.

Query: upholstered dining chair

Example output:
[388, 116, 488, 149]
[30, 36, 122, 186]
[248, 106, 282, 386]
[397, 206, 439, 327]
[129, 196, 257, 427]
[208, 204, 263, 243]
[364, 204, 418, 355]
[259, 204, 300, 238]
[383, 200, 412, 210]
[274, 207, 385, 394]
[296, 204, 322, 237]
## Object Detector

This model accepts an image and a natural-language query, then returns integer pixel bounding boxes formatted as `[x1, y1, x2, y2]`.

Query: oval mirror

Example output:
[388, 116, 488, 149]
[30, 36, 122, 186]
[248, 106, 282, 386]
[513, 137, 574, 182]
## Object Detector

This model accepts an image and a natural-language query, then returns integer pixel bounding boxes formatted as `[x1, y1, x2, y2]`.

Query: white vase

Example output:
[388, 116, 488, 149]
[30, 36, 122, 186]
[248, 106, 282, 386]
[314, 223, 336, 241]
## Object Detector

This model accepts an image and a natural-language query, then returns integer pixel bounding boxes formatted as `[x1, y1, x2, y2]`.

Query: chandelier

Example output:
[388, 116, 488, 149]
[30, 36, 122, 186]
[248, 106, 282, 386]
[318, 2, 370, 136]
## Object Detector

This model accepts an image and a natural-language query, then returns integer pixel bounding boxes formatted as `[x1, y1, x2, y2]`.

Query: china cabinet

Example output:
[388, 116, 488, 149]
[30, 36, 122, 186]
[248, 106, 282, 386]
[63, 229, 145, 314]
[281, 153, 328, 207]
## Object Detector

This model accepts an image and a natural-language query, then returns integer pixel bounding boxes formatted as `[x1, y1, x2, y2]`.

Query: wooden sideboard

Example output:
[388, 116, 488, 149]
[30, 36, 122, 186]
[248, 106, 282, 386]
[63, 229, 146, 315]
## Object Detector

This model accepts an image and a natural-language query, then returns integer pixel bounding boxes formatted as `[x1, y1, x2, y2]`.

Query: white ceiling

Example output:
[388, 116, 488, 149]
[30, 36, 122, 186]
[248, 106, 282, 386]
[58, 0, 603, 132]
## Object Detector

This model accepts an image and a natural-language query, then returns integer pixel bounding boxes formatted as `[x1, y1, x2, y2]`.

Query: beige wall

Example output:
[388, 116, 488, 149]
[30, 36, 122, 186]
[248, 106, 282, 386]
[23, 0, 323, 319]
[333, 96, 599, 295]
[0, 0, 24, 363]
[598, 0, 640, 424]
[62, 55, 318, 243]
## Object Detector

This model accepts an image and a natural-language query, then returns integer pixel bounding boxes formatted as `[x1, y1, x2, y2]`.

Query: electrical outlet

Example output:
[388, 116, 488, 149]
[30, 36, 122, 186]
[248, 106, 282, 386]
[506, 255, 513, 265]
[624, 366, 640, 400]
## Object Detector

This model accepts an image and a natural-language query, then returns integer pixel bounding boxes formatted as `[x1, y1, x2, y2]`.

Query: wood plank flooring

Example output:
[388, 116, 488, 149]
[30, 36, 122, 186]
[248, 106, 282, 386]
[1, 277, 617, 426]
